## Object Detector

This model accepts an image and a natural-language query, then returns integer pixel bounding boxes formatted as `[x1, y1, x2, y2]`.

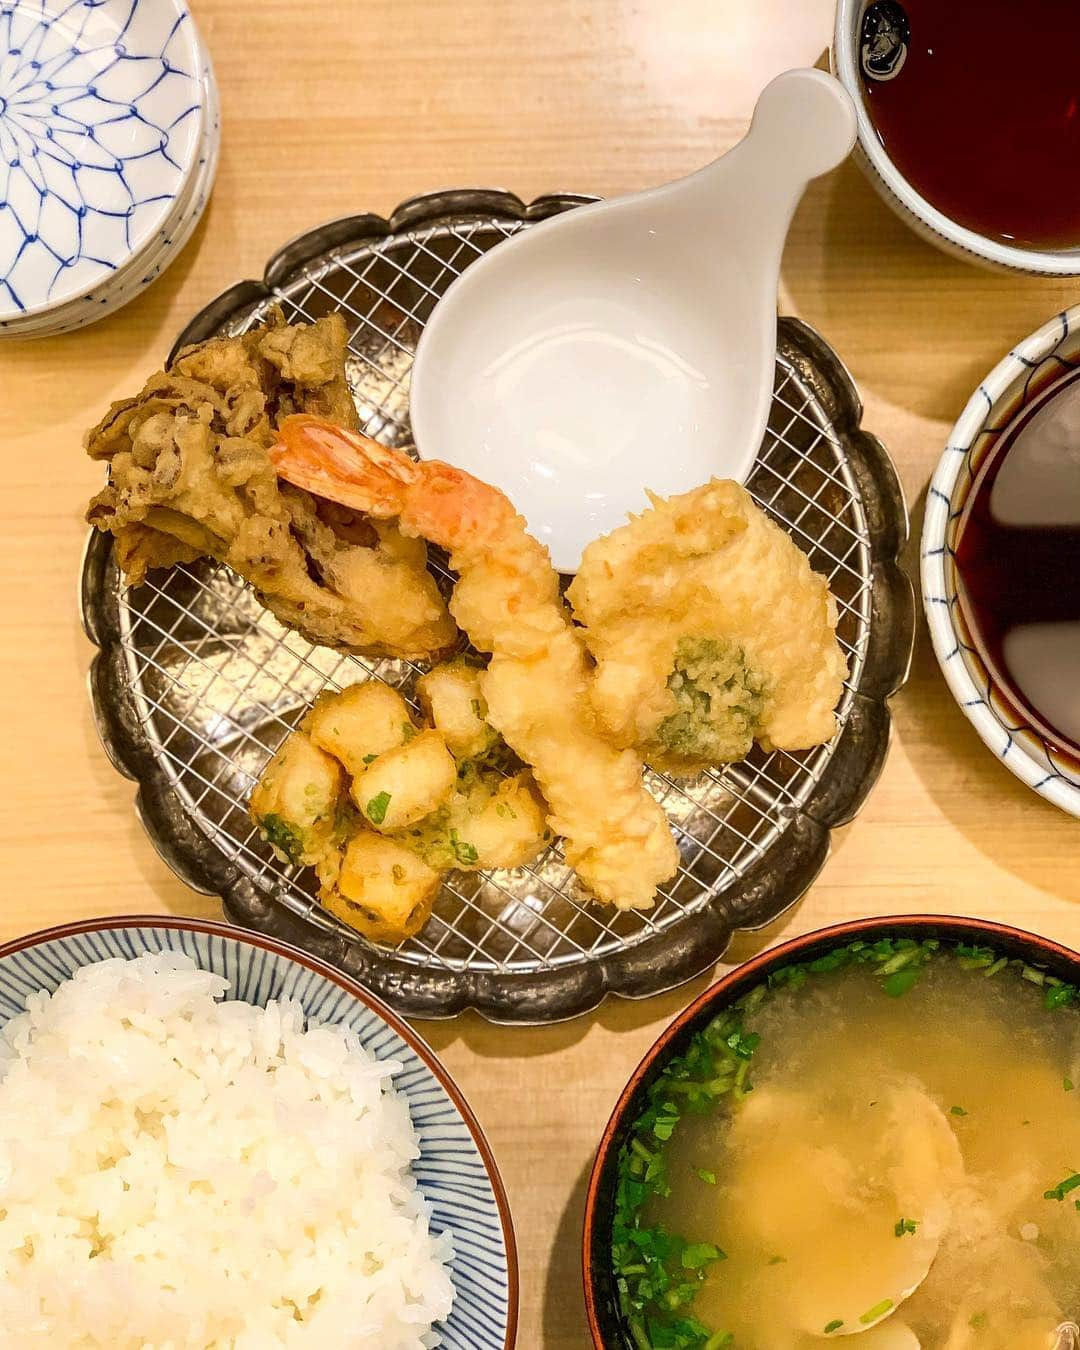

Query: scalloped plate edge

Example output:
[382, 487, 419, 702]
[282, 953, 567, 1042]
[81, 190, 914, 1024]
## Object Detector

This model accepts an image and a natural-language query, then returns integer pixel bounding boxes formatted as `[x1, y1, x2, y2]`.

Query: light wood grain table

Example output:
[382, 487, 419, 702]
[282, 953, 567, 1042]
[2, 2, 1078, 1345]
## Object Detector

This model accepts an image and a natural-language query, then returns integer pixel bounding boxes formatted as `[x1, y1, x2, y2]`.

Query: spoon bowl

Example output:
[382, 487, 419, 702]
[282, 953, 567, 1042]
[410, 67, 856, 571]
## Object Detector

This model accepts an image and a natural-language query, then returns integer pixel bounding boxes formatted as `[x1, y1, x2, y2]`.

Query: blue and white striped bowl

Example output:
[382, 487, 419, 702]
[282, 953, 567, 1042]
[921, 304, 1080, 818]
[0, 916, 518, 1349]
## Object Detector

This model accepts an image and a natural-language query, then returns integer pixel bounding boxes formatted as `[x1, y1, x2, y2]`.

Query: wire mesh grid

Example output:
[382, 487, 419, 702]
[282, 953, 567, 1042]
[113, 209, 873, 979]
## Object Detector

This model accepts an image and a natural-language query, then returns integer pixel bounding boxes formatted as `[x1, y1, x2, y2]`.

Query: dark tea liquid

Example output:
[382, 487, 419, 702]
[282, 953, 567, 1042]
[955, 370, 1080, 755]
[861, 0, 1080, 249]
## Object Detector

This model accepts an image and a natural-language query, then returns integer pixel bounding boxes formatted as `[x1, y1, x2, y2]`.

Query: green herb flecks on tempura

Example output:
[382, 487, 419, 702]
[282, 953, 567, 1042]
[448, 829, 478, 866]
[255, 813, 304, 866]
[610, 934, 1078, 1349]
[860, 1299, 894, 1325]
[656, 637, 768, 765]
[1043, 1171, 1080, 1202]
[365, 791, 392, 825]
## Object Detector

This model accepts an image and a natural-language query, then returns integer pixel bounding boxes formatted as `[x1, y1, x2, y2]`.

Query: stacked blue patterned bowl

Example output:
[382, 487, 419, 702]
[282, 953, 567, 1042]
[0, 0, 218, 338]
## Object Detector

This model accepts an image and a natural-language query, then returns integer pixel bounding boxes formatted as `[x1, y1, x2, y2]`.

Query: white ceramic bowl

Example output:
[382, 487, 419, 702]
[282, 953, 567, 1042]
[833, 0, 1080, 275]
[922, 304, 1080, 816]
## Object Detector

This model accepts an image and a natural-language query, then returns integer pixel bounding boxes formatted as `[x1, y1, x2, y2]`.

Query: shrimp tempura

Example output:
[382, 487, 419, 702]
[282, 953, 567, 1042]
[270, 416, 679, 909]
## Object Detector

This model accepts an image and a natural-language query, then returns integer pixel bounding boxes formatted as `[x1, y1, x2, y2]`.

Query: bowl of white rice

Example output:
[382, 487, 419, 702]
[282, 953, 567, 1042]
[0, 916, 516, 1349]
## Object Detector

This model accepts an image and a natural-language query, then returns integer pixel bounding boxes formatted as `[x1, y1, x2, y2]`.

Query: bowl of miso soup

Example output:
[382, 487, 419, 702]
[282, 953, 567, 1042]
[583, 917, 1079, 1350]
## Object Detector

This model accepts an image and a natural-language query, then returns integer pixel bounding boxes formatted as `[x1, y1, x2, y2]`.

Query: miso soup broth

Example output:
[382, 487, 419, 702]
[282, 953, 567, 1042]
[612, 941, 1079, 1350]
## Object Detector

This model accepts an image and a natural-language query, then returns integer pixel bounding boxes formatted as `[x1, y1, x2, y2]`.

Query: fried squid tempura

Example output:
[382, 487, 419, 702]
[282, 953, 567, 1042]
[567, 480, 847, 775]
[84, 309, 456, 661]
[269, 416, 680, 910]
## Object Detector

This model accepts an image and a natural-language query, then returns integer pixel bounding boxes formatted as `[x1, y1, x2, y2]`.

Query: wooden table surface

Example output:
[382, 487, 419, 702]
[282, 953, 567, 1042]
[2, 1, 1078, 1344]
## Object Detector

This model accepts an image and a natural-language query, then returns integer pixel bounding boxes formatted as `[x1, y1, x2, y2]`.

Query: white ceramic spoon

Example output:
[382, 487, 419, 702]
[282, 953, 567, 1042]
[410, 67, 856, 572]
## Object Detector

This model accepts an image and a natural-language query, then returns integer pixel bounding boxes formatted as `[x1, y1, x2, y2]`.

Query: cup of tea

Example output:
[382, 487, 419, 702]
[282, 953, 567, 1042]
[833, 0, 1080, 273]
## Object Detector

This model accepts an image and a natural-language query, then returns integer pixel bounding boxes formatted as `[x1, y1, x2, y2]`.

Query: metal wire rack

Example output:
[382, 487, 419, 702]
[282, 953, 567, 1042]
[85, 190, 913, 1022]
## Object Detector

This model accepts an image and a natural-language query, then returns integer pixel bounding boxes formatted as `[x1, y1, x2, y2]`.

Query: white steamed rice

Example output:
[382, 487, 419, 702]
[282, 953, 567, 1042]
[0, 953, 454, 1348]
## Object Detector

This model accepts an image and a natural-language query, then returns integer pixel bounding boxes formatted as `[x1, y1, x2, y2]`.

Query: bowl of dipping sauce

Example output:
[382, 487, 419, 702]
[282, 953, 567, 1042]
[833, 0, 1080, 273]
[923, 305, 1080, 815]
[583, 915, 1079, 1350]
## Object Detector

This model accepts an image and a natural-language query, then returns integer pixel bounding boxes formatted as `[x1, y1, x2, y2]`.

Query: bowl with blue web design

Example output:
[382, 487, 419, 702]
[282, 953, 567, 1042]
[0, 0, 218, 336]
[0, 915, 518, 1348]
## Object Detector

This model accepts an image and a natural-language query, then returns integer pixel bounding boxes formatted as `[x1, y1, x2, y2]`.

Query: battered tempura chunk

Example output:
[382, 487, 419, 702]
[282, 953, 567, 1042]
[249, 733, 346, 866]
[250, 672, 550, 944]
[567, 480, 847, 775]
[415, 659, 499, 761]
[320, 832, 443, 945]
[84, 309, 455, 661]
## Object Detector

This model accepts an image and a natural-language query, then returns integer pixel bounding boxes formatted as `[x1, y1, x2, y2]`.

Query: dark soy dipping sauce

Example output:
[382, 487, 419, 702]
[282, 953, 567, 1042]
[860, 0, 1080, 249]
[955, 369, 1080, 755]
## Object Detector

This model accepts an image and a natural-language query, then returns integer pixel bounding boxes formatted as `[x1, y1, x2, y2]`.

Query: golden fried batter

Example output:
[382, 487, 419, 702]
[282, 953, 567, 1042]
[268, 416, 680, 910]
[567, 480, 848, 774]
[250, 675, 550, 944]
[85, 309, 456, 661]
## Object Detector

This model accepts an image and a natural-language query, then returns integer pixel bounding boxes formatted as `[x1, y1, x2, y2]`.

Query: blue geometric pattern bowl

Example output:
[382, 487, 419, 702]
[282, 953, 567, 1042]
[0, 0, 216, 333]
[0, 916, 518, 1349]
[922, 304, 1080, 817]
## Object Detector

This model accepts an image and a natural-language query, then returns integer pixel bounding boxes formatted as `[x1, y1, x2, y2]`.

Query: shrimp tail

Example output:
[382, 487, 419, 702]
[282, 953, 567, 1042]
[272, 415, 520, 558]
[271, 414, 418, 518]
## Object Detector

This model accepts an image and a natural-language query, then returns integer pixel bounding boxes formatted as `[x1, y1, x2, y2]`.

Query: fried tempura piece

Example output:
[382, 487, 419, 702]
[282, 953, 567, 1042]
[248, 732, 346, 867]
[250, 674, 550, 942]
[268, 416, 680, 909]
[567, 480, 848, 775]
[251, 687, 448, 944]
[307, 681, 413, 776]
[399, 764, 551, 873]
[84, 309, 456, 661]
[320, 832, 443, 944]
[415, 658, 499, 760]
[349, 730, 458, 832]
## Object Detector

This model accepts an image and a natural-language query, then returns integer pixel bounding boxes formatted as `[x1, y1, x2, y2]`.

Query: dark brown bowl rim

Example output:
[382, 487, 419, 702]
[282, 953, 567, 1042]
[0, 914, 519, 1350]
[581, 913, 1079, 1349]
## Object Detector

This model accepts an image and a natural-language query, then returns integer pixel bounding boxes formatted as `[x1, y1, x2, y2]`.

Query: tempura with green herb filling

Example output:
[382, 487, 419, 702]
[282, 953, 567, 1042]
[568, 479, 847, 775]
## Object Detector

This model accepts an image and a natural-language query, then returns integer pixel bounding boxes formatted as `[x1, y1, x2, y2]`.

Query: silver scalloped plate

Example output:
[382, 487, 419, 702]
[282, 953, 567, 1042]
[81, 189, 914, 1024]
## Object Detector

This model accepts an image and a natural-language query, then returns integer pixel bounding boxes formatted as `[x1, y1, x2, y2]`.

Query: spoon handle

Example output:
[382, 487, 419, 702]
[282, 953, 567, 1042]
[682, 68, 856, 254]
[744, 68, 857, 185]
